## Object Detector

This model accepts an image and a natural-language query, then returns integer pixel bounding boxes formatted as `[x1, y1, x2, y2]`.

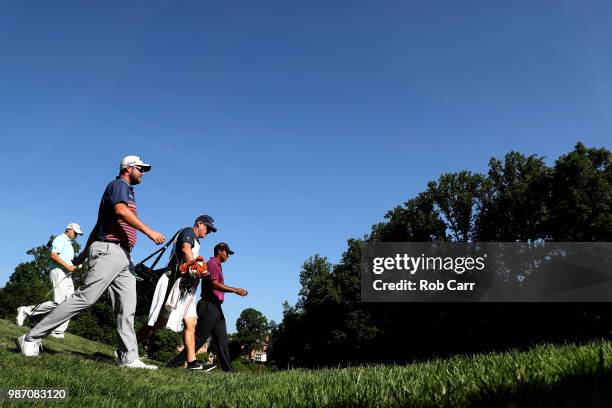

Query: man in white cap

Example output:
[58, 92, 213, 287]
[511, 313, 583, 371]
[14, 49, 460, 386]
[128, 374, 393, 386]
[16, 155, 166, 370]
[16, 223, 84, 338]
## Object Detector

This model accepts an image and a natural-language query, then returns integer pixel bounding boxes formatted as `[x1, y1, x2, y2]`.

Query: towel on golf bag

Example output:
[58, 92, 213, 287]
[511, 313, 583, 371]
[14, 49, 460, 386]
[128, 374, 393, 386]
[134, 263, 168, 317]
[146, 274, 169, 326]
[164, 277, 196, 332]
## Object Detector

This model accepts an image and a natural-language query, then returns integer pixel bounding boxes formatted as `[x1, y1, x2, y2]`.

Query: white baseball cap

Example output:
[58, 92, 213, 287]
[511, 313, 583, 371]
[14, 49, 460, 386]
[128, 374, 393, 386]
[119, 155, 152, 172]
[66, 223, 84, 235]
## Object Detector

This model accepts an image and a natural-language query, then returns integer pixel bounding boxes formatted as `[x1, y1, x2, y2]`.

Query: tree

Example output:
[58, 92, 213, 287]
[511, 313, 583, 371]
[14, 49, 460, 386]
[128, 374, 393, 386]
[549, 143, 612, 241]
[0, 237, 119, 346]
[235, 308, 270, 356]
[271, 143, 612, 368]
[268, 302, 302, 367]
[371, 192, 448, 243]
[0, 236, 64, 319]
[476, 151, 551, 241]
[427, 171, 486, 242]
[297, 255, 338, 311]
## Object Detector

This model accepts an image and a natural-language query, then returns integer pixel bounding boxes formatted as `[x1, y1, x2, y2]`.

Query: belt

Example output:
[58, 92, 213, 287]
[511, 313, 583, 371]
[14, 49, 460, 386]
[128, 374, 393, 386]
[96, 239, 132, 252]
[199, 298, 223, 307]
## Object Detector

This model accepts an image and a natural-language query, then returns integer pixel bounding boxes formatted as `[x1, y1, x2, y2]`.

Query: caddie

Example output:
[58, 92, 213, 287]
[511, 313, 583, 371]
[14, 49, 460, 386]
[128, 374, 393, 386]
[137, 214, 217, 370]
[169, 242, 247, 371]
[16, 155, 165, 369]
[16, 223, 84, 338]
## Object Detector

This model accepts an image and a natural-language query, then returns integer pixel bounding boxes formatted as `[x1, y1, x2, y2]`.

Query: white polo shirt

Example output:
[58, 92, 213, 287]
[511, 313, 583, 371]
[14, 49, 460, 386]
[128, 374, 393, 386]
[51, 233, 75, 269]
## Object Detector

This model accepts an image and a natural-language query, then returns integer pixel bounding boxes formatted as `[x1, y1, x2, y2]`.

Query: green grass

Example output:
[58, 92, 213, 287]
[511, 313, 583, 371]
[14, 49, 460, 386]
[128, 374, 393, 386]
[1, 319, 612, 407]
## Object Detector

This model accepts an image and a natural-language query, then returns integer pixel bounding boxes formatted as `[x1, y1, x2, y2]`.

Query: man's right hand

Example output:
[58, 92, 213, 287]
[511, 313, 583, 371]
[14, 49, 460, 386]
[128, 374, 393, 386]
[147, 230, 165, 245]
[67, 265, 77, 273]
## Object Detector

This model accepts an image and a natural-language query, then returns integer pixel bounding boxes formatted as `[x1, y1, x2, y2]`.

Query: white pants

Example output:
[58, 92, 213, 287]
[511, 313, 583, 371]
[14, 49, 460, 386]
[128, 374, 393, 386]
[24, 268, 75, 335]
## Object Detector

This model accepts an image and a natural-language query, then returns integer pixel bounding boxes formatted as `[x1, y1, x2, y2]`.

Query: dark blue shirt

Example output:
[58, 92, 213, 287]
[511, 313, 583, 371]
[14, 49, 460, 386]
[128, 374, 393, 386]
[96, 177, 137, 249]
[168, 227, 199, 267]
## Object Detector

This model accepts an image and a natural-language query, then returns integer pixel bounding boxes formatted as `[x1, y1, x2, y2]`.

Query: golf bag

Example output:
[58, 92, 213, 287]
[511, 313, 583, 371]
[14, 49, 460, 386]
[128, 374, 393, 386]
[133, 230, 181, 316]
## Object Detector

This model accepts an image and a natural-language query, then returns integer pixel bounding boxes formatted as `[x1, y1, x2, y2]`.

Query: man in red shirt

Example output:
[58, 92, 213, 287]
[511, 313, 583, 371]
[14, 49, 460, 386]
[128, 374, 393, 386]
[169, 242, 247, 371]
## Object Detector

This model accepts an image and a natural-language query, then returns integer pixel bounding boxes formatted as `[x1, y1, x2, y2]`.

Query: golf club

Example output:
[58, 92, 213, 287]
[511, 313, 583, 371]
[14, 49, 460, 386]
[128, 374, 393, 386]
[29, 264, 83, 315]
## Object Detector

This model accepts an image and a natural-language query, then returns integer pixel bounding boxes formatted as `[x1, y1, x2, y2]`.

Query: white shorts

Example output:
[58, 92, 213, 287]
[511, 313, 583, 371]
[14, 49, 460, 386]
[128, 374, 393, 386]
[165, 291, 197, 332]
[184, 297, 197, 319]
[163, 293, 197, 319]
[147, 275, 198, 320]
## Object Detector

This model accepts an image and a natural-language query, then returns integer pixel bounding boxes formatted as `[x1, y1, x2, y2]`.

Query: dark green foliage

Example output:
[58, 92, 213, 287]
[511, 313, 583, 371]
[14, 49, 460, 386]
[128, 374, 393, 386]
[477, 152, 552, 241]
[428, 171, 486, 242]
[235, 308, 271, 355]
[0, 236, 182, 359]
[549, 143, 612, 241]
[371, 192, 448, 242]
[146, 328, 183, 362]
[228, 337, 242, 360]
[270, 143, 612, 368]
[0, 237, 57, 320]
[0, 236, 121, 345]
[67, 301, 117, 345]
[231, 357, 273, 372]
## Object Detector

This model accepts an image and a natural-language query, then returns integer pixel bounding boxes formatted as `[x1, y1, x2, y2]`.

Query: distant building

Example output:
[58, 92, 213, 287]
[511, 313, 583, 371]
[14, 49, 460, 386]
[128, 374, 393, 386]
[177, 335, 269, 365]
[246, 336, 269, 364]
[252, 350, 267, 363]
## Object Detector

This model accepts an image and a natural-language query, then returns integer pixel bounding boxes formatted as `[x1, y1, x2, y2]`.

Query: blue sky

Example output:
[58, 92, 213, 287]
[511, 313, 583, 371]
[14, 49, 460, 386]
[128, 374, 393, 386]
[0, 1, 610, 331]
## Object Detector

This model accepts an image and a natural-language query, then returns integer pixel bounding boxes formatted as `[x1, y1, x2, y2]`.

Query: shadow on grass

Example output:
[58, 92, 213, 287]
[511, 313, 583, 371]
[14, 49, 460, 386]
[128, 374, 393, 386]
[70, 350, 166, 366]
[71, 351, 116, 364]
[471, 371, 612, 408]
[9, 341, 117, 365]
[9, 343, 61, 356]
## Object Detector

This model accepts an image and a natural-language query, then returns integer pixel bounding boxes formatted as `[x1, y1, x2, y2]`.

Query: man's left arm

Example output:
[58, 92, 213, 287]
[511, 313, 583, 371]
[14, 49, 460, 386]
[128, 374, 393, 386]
[211, 280, 248, 297]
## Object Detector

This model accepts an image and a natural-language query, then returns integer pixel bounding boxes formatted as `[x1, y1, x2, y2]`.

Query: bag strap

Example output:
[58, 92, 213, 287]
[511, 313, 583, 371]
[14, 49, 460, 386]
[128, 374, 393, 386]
[136, 229, 182, 268]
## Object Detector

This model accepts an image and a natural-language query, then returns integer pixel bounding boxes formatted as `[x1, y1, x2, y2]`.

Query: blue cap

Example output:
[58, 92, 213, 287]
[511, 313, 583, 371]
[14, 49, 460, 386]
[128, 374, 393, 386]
[195, 214, 217, 232]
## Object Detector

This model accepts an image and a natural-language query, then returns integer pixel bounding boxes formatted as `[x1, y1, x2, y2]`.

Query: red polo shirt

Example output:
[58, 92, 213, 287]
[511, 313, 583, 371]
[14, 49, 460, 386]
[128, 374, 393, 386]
[205, 256, 224, 303]
[96, 177, 138, 249]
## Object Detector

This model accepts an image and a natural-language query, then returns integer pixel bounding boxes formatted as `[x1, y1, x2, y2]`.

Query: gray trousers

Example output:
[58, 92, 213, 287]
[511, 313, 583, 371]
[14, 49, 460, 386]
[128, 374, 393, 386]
[26, 241, 139, 364]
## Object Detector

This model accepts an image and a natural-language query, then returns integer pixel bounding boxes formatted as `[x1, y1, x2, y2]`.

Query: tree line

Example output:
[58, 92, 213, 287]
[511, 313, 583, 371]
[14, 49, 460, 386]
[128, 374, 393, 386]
[269, 143, 612, 368]
[1, 143, 609, 367]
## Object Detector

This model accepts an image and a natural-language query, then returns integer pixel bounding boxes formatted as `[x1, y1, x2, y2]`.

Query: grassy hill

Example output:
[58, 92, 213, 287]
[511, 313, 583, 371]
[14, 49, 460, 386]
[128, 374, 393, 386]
[1, 319, 612, 407]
